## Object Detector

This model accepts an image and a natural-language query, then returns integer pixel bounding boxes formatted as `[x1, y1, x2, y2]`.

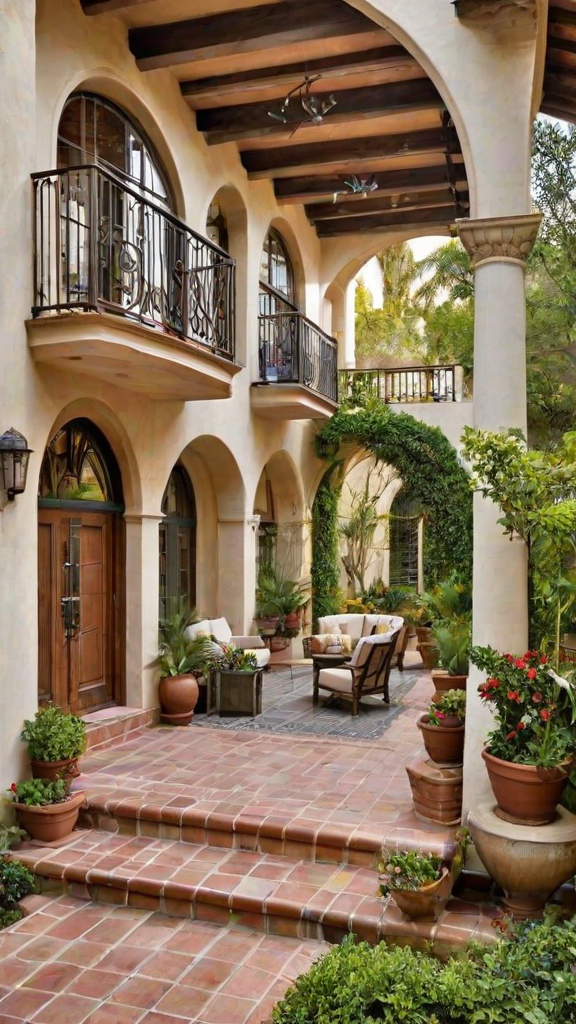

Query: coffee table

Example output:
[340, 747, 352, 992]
[311, 652, 352, 705]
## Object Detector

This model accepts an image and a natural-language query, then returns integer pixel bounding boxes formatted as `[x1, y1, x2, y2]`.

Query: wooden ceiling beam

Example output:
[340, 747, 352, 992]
[181, 45, 416, 104]
[315, 204, 460, 237]
[306, 188, 469, 221]
[129, 0, 375, 72]
[549, 5, 576, 29]
[240, 126, 458, 177]
[81, 0, 145, 12]
[197, 79, 442, 144]
[275, 164, 465, 203]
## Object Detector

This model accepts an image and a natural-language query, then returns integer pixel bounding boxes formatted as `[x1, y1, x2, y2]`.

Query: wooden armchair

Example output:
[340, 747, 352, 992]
[314, 633, 398, 717]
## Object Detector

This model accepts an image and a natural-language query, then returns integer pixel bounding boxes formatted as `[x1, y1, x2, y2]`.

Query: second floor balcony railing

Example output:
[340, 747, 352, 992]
[340, 365, 463, 405]
[258, 286, 338, 404]
[32, 164, 235, 360]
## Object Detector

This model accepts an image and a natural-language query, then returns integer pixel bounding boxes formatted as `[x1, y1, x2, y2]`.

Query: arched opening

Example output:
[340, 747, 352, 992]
[38, 418, 125, 714]
[389, 491, 421, 590]
[253, 451, 306, 583]
[159, 464, 197, 620]
[205, 184, 248, 363]
[258, 227, 301, 385]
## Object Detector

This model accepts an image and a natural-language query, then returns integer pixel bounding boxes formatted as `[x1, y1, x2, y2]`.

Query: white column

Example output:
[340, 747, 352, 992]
[217, 517, 258, 634]
[343, 279, 357, 369]
[456, 215, 541, 816]
[124, 513, 163, 709]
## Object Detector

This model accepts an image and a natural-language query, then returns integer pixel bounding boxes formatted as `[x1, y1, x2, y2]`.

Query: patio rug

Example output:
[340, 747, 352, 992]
[192, 664, 421, 740]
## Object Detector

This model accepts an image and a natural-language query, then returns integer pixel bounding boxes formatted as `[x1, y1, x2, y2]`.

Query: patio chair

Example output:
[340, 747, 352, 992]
[314, 633, 398, 717]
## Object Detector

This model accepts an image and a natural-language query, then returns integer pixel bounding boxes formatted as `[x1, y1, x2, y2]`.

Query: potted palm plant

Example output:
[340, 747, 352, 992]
[158, 606, 222, 725]
[378, 849, 453, 921]
[215, 646, 261, 717]
[471, 645, 576, 824]
[431, 621, 469, 699]
[21, 705, 87, 781]
[418, 688, 466, 766]
[8, 778, 85, 843]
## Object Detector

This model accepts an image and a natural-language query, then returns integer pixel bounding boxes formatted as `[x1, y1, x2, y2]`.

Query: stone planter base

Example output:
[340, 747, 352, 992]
[469, 802, 576, 919]
[406, 758, 462, 825]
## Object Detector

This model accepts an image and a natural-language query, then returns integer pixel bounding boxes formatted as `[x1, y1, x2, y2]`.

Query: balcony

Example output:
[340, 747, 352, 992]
[340, 365, 465, 404]
[251, 288, 338, 419]
[27, 165, 240, 401]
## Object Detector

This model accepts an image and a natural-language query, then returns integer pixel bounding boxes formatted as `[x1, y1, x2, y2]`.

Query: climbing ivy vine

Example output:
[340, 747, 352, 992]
[312, 402, 472, 625]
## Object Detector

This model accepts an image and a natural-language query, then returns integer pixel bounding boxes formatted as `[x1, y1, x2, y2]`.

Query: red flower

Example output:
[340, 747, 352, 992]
[506, 730, 517, 740]
[532, 692, 542, 704]
[524, 652, 534, 661]
[540, 709, 551, 721]
[9, 783, 16, 793]
[504, 654, 514, 664]
[540, 656, 548, 664]
[488, 678, 500, 690]
[517, 722, 526, 731]
[526, 668, 537, 680]
[507, 691, 521, 702]
[514, 659, 526, 670]
[436, 711, 446, 720]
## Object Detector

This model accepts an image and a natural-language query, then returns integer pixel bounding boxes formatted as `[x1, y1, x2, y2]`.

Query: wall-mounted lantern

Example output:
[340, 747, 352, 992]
[0, 428, 33, 502]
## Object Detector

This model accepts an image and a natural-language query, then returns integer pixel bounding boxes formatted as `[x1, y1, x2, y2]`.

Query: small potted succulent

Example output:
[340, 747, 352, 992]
[431, 622, 469, 699]
[379, 849, 452, 921]
[158, 607, 222, 725]
[418, 688, 466, 766]
[21, 704, 87, 781]
[471, 645, 576, 824]
[8, 778, 85, 843]
[215, 645, 261, 717]
[0, 856, 36, 929]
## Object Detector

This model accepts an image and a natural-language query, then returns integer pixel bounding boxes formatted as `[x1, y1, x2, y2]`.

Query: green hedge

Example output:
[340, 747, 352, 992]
[273, 921, 576, 1023]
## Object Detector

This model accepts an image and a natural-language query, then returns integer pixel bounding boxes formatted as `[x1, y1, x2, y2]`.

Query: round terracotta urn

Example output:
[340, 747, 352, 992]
[482, 748, 570, 826]
[417, 715, 465, 766]
[159, 673, 200, 725]
[14, 790, 85, 843]
[391, 867, 452, 921]
[469, 802, 576, 918]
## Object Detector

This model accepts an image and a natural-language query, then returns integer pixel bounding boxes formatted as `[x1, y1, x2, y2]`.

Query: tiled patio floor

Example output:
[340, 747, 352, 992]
[0, 894, 328, 1023]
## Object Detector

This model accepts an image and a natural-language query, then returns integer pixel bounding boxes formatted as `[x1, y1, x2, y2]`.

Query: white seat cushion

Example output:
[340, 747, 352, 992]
[246, 648, 270, 669]
[317, 667, 353, 694]
[185, 619, 211, 641]
[209, 617, 233, 643]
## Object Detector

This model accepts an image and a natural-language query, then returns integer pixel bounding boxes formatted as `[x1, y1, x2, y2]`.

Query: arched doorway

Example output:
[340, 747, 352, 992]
[38, 418, 125, 713]
[159, 465, 197, 620]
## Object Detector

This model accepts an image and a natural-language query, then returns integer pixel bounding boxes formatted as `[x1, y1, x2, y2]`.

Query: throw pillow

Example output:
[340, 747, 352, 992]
[374, 622, 391, 636]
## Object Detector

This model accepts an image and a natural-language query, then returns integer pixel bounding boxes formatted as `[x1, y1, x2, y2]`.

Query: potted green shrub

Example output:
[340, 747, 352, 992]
[21, 705, 87, 781]
[215, 645, 261, 717]
[431, 621, 469, 698]
[418, 688, 466, 766]
[256, 567, 307, 635]
[471, 645, 576, 825]
[378, 849, 452, 921]
[0, 856, 36, 929]
[158, 607, 221, 725]
[8, 778, 85, 843]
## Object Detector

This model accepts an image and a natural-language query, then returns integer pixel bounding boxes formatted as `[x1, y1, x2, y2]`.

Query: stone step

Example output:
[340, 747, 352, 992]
[15, 829, 497, 953]
[83, 707, 157, 753]
[79, 789, 457, 867]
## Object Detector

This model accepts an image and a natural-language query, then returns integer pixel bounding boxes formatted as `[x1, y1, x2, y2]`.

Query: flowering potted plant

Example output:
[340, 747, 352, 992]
[8, 778, 85, 843]
[418, 688, 466, 766]
[215, 646, 262, 717]
[378, 849, 452, 921]
[21, 704, 86, 781]
[471, 645, 576, 824]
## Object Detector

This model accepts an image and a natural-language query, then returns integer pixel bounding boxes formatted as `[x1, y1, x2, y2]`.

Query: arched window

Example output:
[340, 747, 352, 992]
[39, 418, 123, 509]
[58, 92, 173, 209]
[159, 465, 197, 620]
[260, 229, 296, 306]
[206, 202, 229, 253]
[389, 493, 420, 588]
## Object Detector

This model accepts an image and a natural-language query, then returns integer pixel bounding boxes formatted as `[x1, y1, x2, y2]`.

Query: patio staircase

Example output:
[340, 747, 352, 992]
[15, 790, 498, 955]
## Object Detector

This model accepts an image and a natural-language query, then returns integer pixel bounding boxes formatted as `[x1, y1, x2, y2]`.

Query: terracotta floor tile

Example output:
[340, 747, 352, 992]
[56, 941, 109, 967]
[84, 1005, 143, 1024]
[199, 993, 256, 1024]
[31, 993, 99, 1024]
[154, 985, 211, 1018]
[180, 958, 235, 992]
[110, 976, 172, 1009]
[66, 969, 125, 999]
[22, 961, 79, 993]
[0, 989, 54, 1021]
[95, 945, 151, 974]
[137, 949, 191, 981]
[16, 936, 70, 962]
[220, 966, 274, 1000]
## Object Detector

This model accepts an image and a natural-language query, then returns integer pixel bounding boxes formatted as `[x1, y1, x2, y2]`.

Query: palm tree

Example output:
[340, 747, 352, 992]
[414, 240, 474, 304]
[354, 243, 427, 367]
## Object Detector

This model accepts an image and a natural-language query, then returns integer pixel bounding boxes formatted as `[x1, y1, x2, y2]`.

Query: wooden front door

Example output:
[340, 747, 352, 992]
[38, 509, 120, 713]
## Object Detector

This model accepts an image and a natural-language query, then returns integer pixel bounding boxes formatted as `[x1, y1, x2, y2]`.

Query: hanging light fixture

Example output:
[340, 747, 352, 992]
[0, 428, 33, 502]
[268, 76, 337, 134]
[332, 175, 379, 202]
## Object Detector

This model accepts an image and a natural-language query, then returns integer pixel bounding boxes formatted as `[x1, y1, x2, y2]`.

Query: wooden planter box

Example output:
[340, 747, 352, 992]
[216, 670, 262, 717]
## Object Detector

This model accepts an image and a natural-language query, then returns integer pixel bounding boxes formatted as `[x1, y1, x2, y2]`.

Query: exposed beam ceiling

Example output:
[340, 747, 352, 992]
[275, 164, 467, 204]
[306, 188, 469, 222]
[314, 204, 461, 237]
[543, 2, 576, 123]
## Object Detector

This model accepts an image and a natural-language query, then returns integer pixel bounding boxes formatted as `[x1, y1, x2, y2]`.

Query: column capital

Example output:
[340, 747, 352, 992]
[455, 213, 542, 270]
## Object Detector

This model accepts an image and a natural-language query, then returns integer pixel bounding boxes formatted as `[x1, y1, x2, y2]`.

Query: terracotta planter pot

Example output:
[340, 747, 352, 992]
[415, 626, 433, 644]
[14, 790, 85, 843]
[158, 673, 199, 726]
[256, 616, 281, 634]
[391, 867, 453, 921]
[284, 612, 302, 630]
[482, 748, 570, 826]
[417, 715, 465, 766]
[270, 636, 290, 653]
[431, 672, 467, 700]
[469, 802, 576, 918]
[417, 643, 439, 671]
[31, 757, 80, 782]
[406, 758, 462, 825]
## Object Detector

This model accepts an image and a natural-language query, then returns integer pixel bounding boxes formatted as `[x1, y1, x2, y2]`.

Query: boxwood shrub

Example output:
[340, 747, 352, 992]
[272, 917, 576, 1023]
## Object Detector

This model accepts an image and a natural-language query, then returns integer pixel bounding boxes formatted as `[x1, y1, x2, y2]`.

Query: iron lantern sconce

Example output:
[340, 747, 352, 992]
[0, 428, 33, 501]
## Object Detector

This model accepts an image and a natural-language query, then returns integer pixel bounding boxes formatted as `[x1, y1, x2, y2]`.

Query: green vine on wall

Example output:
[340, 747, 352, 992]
[312, 402, 473, 626]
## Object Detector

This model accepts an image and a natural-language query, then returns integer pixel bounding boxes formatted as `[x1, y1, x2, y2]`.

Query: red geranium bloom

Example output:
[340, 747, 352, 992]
[517, 722, 526, 731]
[532, 692, 542, 704]
[504, 654, 514, 663]
[436, 711, 446, 719]
[540, 709, 551, 721]
[526, 668, 537, 680]
[540, 656, 548, 664]
[487, 678, 500, 689]
[506, 730, 517, 740]
[514, 659, 526, 670]
[524, 652, 534, 661]
[507, 691, 520, 702]
[10, 783, 16, 793]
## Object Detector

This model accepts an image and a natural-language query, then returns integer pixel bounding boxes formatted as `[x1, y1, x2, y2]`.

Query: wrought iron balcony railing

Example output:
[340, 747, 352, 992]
[340, 365, 463, 405]
[257, 286, 338, 404]
[32, 164, 235, 360]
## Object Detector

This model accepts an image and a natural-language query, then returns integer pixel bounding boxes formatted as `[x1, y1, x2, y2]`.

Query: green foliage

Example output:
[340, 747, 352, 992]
[429, 688, 467, 725]
[361, 579, 414, 614]
[379, 850, 442, 896]
[0, 907, 24, 929]
[217, 645, 258, 672]
[311, 468, 343, 629]
[272, 916, 576, 1024]
[355, 247, 427, 367]
[158, 607, 221, 678]
[0, 825, 27, 853]
[417, 578, 472, 626]
[314, 404, 472, 597]
[432, 622, 470, 676]
[21, 704, 86, 762]
[255, 566, 306, 619]
[9, 778, 70, 806]
[0, 857, 35, 907]
[340, 469, 389, 593]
